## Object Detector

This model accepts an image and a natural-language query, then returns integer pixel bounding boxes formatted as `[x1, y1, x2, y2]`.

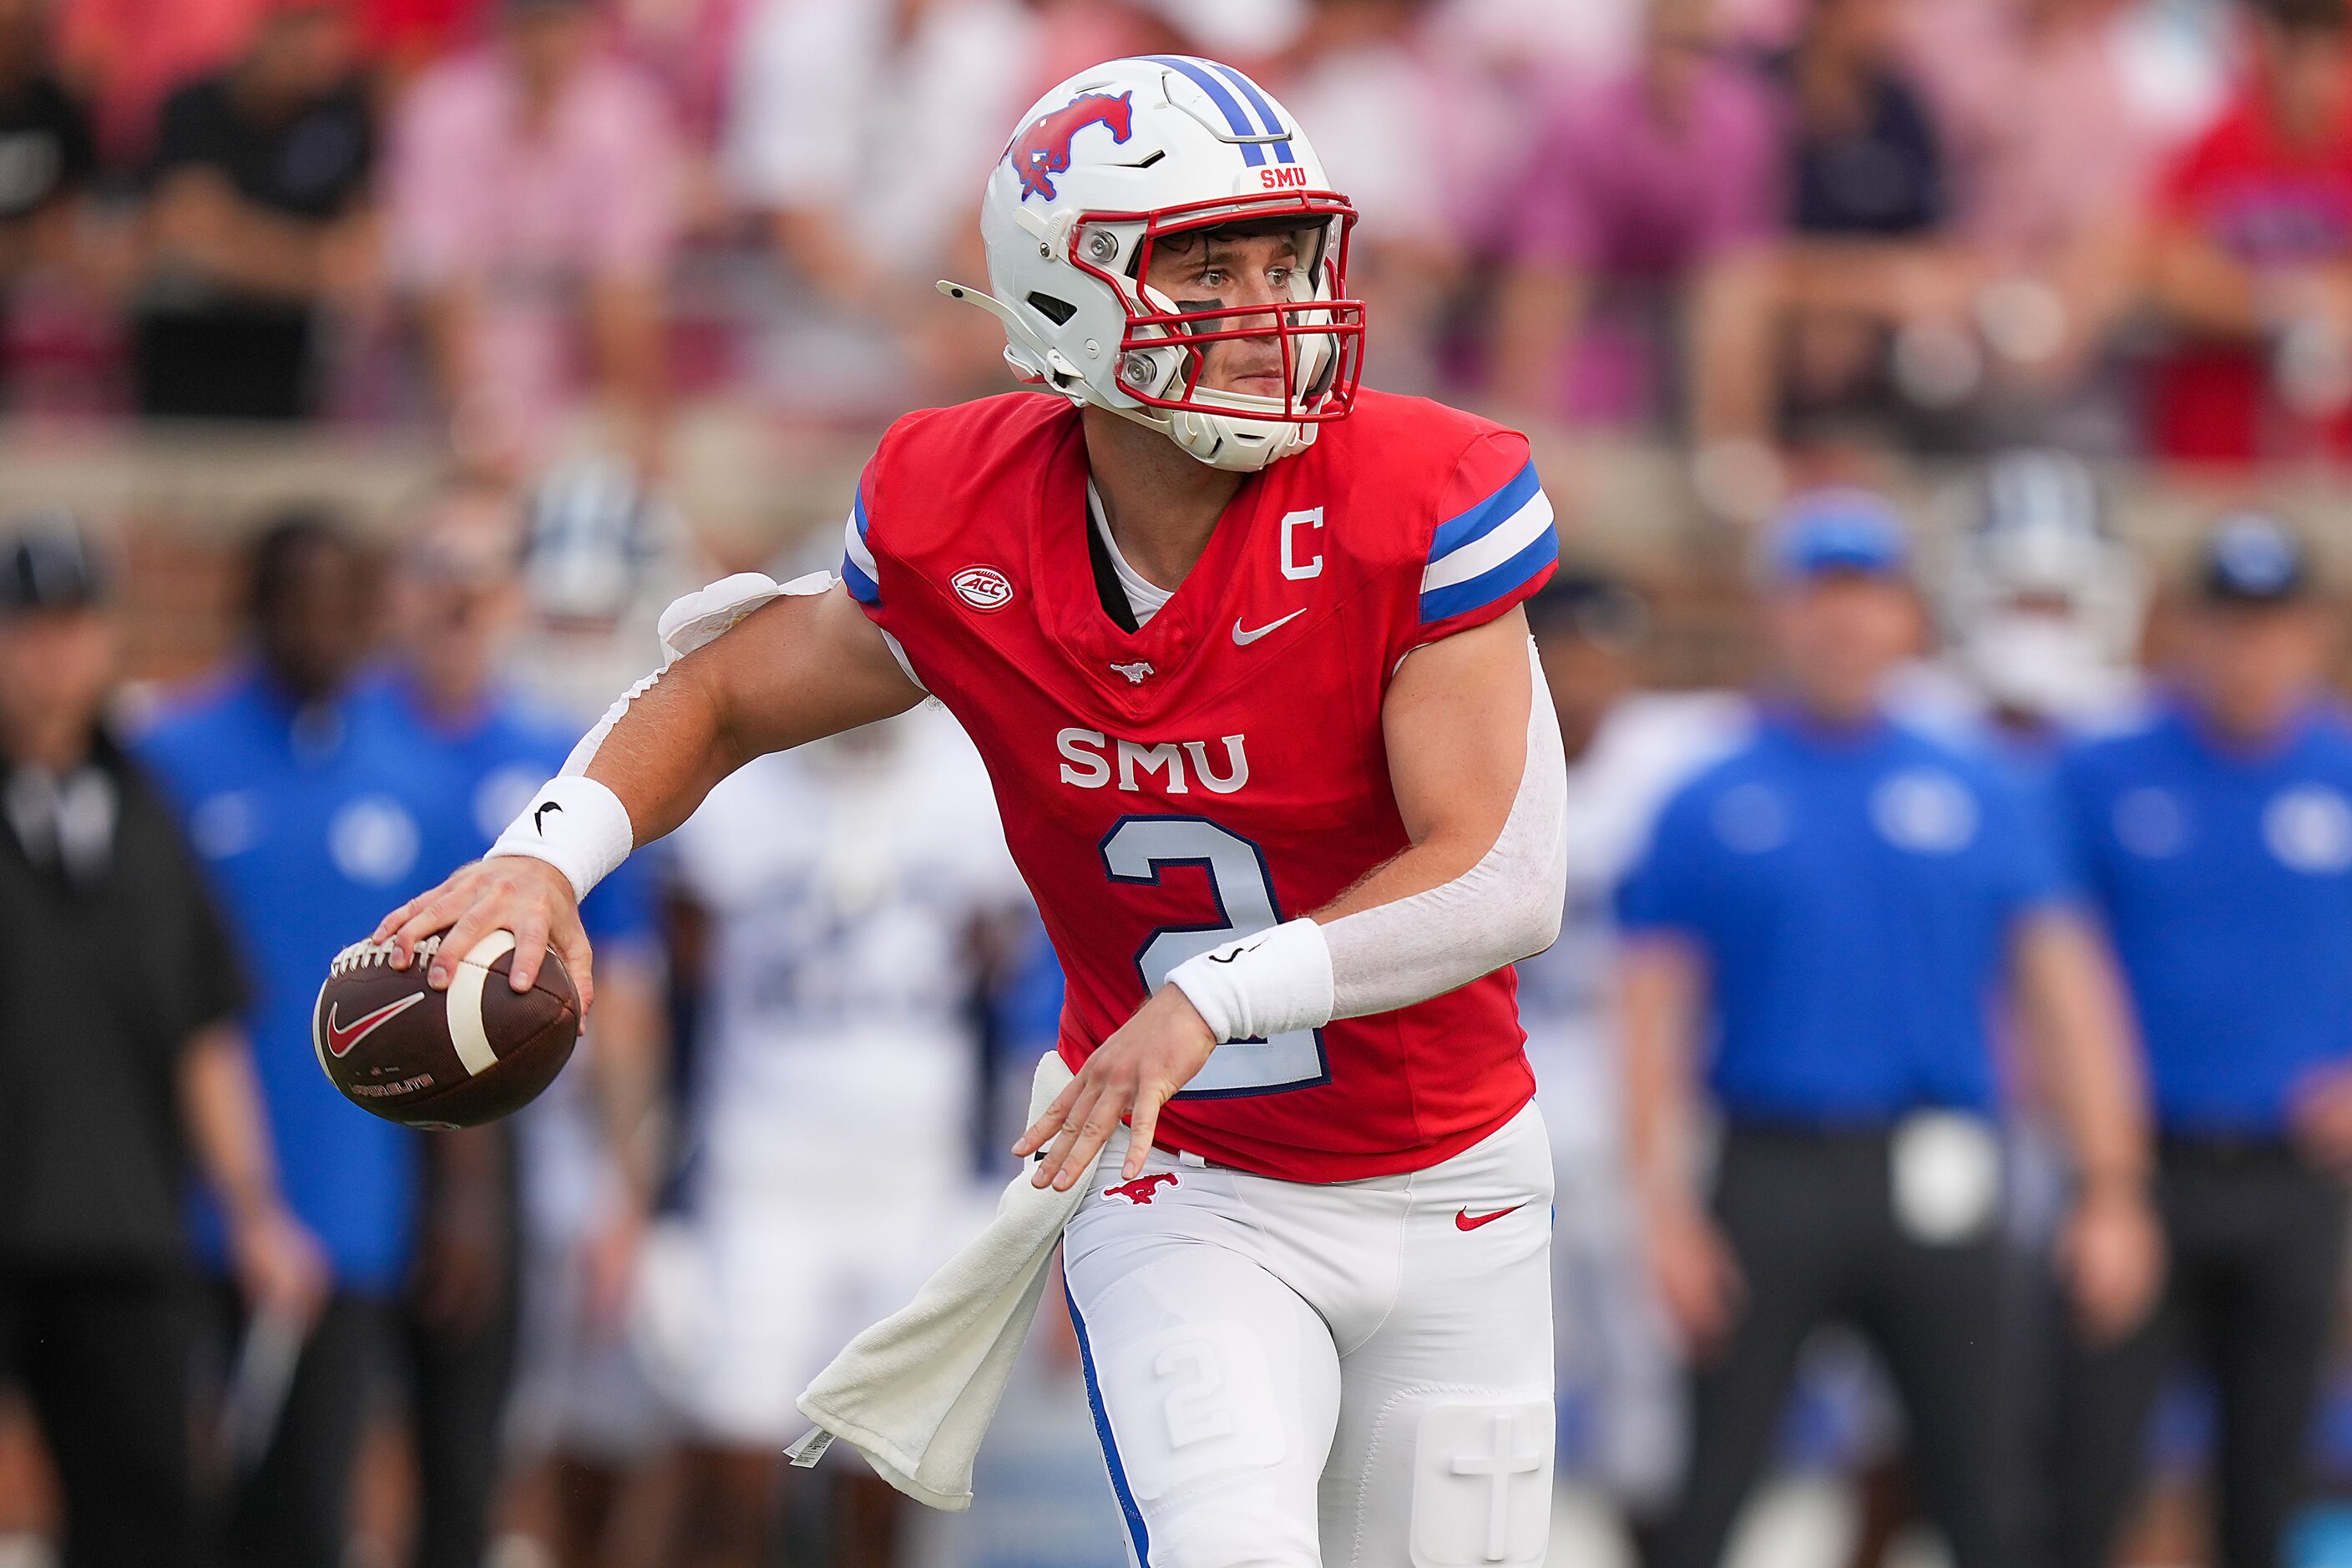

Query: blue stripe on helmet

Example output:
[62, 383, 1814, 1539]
[1204, 60, 1295, 164]
[1141, 54, 1267, 167]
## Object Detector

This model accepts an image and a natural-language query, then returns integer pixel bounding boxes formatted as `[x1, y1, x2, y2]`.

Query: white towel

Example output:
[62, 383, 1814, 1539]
[784, 1051, 1086, 1510]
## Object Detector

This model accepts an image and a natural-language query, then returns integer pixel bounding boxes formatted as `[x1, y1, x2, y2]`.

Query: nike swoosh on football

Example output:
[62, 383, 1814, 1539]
[326, 993, 427, 1058]
[1232, 609, 1306, 645]
[1454, 1204, 1526, 1232]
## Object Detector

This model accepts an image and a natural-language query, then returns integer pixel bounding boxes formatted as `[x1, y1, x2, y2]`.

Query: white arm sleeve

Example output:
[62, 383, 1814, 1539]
[1166, 640, 1568, 1040]
[1321, 638, 1569, 1019]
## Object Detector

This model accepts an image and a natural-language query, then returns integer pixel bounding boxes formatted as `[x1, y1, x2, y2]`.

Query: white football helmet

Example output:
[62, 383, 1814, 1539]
[942, 55, 1365, 472]
[1944, 450, 2146, 722]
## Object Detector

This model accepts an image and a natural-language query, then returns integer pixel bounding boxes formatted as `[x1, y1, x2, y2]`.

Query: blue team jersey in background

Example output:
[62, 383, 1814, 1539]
[134, 665, 473, 1292]
[2056, 701, 2352, 1136]
[1617, 708, 2071, 1125]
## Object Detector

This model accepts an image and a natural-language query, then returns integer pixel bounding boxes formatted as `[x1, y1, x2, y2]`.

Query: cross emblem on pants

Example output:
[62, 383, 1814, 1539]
[1450, 1411, 1547, 1562]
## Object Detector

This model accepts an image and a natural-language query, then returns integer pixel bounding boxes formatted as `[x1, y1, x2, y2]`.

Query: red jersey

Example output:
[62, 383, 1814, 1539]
[842, 389, 1559, 1182]
[2147, 90, 2352, 464]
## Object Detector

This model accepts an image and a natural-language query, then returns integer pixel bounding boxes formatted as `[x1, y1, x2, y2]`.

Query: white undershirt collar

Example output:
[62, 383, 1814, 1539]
[1087, 481, 1174, 628]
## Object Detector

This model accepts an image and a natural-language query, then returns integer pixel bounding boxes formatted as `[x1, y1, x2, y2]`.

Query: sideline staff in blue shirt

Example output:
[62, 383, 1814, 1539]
[135, 516, 468, 1568]
[358, 500, 667, 1568]
[2045, 514, 2352, 1568]
[1618, 492, 2159, 1568]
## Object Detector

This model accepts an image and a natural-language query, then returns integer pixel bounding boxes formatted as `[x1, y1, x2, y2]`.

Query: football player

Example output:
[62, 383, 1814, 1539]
[374, 56, 1569, 1566]
[636, 704, 1028, 1568]
[1899, 448, 2147, 751]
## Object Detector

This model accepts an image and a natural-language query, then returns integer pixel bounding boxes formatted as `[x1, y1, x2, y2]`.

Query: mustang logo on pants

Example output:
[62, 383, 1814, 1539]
[1102, 1171, 1180, 1206]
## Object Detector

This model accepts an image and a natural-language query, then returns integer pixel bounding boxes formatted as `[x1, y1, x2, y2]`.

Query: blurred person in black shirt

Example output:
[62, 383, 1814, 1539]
[1774, 0, 1986, 433]
[0, 0, 94, 254]
[0, 0, 96, 389]
[0, 513, 327, 1568]
[1784, 0, 1945, 239]
[134, 0, 375, 421]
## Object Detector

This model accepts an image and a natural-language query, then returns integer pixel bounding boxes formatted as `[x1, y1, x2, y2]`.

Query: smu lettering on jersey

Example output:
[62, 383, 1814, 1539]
[842, 388, 1559, 1182]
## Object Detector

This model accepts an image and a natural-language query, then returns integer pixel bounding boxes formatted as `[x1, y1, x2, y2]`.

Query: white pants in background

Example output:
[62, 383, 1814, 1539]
[1060, 1101, 1557, 1568]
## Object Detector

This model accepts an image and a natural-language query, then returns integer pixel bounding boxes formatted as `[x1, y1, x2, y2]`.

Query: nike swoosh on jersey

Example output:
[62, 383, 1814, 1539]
[325, 993, 427, 1058]
[1232, 608, 1306, 645]
[1454, 1204, 1526, 1232]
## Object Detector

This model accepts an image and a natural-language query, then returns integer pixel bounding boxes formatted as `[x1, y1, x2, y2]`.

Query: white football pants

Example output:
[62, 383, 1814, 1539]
[1061, 1101, 1555, 1568]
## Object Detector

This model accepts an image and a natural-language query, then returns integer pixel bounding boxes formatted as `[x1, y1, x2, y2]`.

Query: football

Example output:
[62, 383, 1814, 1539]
[313, 932, 579, 1129]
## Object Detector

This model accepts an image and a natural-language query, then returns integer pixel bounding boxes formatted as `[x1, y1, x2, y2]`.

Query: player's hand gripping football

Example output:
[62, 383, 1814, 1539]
[373, 857, 596, 1012]
[1015, 985, 1220, 1191]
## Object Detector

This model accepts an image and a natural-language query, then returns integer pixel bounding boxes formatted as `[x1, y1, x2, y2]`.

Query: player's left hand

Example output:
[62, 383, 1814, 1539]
[1015, 986, 1219, 1191]
[2059, 1180, 2165, 1345]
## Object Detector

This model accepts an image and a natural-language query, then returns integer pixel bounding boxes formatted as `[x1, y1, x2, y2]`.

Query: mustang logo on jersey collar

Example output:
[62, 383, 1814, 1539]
[1110, 659, 1155, 684]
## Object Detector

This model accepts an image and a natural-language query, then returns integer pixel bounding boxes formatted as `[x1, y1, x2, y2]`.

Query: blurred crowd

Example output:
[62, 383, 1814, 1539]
[7, 1, 2352, 1567]
[2, 0, 2351, 495]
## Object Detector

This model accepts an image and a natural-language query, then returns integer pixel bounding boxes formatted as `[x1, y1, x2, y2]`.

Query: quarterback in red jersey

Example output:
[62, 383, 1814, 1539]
[377, 53, 1569, 1566]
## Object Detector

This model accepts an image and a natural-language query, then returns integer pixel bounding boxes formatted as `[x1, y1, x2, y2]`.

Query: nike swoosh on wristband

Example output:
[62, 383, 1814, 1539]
[325, 993, 427, 1058]
[1454, 1204, 1525, 1232]
[1232, 609, 1306, 645]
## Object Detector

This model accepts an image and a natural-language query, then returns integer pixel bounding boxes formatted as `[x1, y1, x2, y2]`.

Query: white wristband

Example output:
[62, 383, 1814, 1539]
[1164, 918, 1335, 1044]
[485, 775, 634, 903]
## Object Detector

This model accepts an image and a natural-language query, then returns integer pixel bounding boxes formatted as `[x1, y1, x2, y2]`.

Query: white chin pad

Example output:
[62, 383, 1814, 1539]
[1163, 407, 1313, 473]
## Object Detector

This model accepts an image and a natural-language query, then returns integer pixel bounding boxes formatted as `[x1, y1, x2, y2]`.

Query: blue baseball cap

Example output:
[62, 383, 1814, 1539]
[1764, 488, 1911, 584]
[2199, 511, 2310, 605]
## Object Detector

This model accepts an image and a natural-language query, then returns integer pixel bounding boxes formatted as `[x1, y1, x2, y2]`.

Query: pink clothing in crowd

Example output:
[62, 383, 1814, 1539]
[391, 48, 683, 284]
[1902, 0, 2170, 266]
[389, 46, 684, 454]
[1507, 62, 1781, 277]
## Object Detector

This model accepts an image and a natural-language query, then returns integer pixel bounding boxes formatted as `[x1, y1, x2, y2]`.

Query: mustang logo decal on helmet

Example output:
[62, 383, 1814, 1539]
[1007, 90, 1133, 203]
[948, 58, 1366, 472]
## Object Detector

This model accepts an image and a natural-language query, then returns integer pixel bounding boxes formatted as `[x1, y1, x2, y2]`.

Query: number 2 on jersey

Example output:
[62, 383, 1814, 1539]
[1100, 817, 1330, 1098]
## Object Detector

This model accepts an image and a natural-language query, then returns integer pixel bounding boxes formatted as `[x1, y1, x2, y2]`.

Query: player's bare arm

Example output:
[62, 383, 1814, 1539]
[1018, 604, 1563, 1189]
[1619, 933, 1747, 1352]
[373, 581, 922, 1005]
